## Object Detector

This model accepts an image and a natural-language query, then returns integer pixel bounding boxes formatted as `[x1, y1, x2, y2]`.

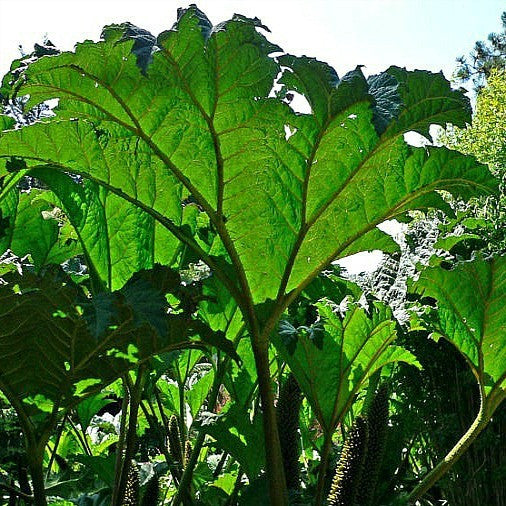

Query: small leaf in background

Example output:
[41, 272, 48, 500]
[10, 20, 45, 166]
[411, 255, 506, 408]
[76, 393, 115, 432]
[274, 299, 419, 434]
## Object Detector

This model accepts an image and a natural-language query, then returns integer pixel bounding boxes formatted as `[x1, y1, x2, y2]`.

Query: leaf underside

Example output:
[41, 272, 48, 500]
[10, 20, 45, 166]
[0, 6, 497, 306]
[0, 265, 220, 425]
[412, 256, 506, 407]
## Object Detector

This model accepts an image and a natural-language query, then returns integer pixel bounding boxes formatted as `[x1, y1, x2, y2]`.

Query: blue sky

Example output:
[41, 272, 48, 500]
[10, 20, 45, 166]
[0, 0, 504, 81]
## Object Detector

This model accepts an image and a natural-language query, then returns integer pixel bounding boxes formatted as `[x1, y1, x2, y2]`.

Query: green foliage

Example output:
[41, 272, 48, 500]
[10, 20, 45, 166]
[0, 189, 79, 269]
[408, 256, 506, 502]
[0, 7, 495, 308]
[275, 299, 418, 435]
[442, 70, 506, 255]
[0, 5, 502, 505]
[412, 256, 506, 408]
[449, 70, 506, 171]
[0, 264, 219, 423]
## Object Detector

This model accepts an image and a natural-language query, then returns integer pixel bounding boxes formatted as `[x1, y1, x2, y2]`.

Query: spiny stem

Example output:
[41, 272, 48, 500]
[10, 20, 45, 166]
[252, 339, 289, 506]
[113, 368, 146, 506]
[315, 432, 333, 506]
[111, 379, 129, 506]
[172, 357, 231, 506]
[46, 414, 68, 478]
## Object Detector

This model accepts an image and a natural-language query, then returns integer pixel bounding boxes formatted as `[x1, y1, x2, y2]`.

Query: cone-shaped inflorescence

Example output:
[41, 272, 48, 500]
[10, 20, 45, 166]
[168, 415, 184, 466]
[327, 417, 369, 506]
[277, 372, 303, 491]
[141, 475, 160, 506]
[356, 383, 390, 506]
[122, 464, 140, 506]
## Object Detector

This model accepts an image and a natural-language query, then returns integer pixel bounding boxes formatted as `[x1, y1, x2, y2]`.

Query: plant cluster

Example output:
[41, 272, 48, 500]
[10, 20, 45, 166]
[0, 5, 504, 506]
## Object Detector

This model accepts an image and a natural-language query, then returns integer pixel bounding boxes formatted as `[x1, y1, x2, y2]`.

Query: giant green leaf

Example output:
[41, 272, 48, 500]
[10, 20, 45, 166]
[29, 168, 190, 291]
[411, 256, 506, 412]
[0, 6, 497, 309]
[273, 299, 419, 433]
[0, 166, 195, 292]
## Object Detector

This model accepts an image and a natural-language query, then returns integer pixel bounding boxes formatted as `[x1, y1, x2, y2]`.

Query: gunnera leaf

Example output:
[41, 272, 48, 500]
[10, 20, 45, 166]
[0, 6, 497, 306]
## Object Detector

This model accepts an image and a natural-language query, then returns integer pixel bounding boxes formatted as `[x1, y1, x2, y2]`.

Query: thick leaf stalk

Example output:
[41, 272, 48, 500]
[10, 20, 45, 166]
[327, 417, 369, 506]
[27, 452, 47, 506]
[252, 340, 289, 506]
[276, 372, 303, 491]
[408, 399, 489, 503]
[357, 383, 390, 506]
[168, 414, 184, 472]
[171, 355, 236, 506]
[408, 256, 506, 499]
[114, 370, 145, 506]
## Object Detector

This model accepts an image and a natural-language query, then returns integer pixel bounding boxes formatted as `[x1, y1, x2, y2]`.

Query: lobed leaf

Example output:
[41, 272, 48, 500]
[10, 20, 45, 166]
[0, 6, 496, 307]
[411, 256, 506, 408]
[0, 264, 229, 428]
[274, 300, 419, 433]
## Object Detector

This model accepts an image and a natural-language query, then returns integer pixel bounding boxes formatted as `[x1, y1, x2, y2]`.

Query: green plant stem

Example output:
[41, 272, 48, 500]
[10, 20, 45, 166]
[46, 414, 67, 478]
[140, 400, 178, 478]
[408, 399, 489, 503]
[113, 368, 146, 506]
[0, 379, 52, 505]
[177, 364, 187, 440]
[171, 326, 246, 506]
[315, 432, 333, 506]
[251, 339, 288, 506]
[171, 363, 225, 505]
[171, 431, 204, 506]
[67, 415, 92, 456]
[141, 400, 185, 492]
[154, 386, 171, 429]
[27, 451, 46, 506]
[212, 451, 228, 478]
[111, 380, 130, 506]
